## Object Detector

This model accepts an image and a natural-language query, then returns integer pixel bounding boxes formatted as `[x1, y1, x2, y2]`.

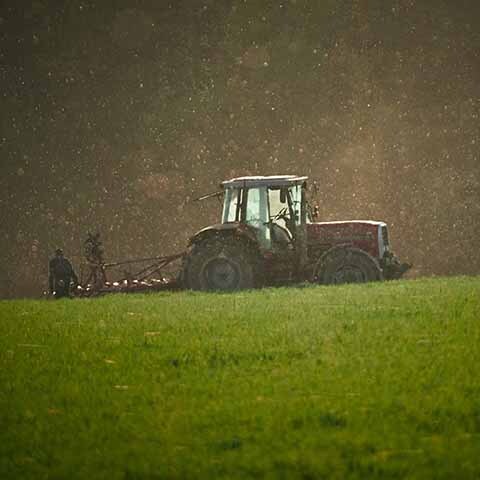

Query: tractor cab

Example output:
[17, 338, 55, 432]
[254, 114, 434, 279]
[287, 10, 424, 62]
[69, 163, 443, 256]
[221, 175, 308, 253]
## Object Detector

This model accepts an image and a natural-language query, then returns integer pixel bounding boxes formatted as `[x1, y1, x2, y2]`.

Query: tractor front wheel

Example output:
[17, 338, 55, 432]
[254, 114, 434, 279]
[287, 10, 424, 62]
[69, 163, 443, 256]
[184, 237, 258, 291]
[316, 247, 383, 284]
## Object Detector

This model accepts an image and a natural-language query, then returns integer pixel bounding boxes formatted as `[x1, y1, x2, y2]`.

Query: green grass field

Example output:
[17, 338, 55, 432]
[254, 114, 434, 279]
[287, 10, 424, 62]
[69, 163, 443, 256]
[1, 277, 479, 479]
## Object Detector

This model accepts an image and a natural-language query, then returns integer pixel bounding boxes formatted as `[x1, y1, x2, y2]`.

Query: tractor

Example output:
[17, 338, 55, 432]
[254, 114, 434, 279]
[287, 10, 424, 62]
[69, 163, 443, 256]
[182, 175, 410, 291]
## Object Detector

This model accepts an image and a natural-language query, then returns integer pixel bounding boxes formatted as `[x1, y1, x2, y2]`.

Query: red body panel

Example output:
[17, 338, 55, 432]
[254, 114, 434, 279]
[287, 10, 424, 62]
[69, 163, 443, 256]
[306, 221, 381, 259]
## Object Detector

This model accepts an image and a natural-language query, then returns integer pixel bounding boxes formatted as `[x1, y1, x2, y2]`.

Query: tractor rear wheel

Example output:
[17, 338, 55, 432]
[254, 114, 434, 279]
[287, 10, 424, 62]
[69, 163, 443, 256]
[316, 247, 383, 284]
[184, 236, 259, 291]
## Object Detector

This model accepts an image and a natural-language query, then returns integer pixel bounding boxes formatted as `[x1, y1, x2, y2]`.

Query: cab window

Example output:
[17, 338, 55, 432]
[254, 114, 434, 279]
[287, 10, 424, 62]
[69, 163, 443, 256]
[244, 187, 270, 248]
[222, 188, 241, 223]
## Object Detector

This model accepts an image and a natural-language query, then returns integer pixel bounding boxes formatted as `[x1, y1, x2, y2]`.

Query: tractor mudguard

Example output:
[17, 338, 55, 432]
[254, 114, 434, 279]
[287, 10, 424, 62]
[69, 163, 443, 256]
[187, 222, 259, 248]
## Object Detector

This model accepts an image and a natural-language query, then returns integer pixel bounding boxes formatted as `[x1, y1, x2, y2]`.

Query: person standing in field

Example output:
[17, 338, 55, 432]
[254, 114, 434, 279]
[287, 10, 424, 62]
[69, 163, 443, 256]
[48, 248, 78, 299]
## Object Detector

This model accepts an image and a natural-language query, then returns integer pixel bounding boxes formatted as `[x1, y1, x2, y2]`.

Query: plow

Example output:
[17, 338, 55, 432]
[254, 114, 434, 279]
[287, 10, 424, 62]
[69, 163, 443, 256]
[71, 175, 410, 297]
[75, 233, 184, 297]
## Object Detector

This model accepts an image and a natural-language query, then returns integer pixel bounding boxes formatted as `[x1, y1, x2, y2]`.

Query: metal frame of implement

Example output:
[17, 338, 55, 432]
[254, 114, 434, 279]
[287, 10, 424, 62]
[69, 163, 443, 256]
[75, 235, 184, 297]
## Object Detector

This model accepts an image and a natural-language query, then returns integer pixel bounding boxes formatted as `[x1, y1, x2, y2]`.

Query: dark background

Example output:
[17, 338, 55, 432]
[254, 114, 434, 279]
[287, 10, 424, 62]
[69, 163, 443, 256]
[1, 0, 479, 298]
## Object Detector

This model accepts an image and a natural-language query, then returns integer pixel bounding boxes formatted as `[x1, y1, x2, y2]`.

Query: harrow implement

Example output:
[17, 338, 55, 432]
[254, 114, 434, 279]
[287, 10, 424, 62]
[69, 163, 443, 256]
[75, 234, 184, 297]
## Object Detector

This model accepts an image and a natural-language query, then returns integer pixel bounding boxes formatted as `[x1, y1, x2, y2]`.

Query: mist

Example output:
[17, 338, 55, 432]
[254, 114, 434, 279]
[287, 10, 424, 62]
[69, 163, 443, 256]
[1, 0, 479, 298]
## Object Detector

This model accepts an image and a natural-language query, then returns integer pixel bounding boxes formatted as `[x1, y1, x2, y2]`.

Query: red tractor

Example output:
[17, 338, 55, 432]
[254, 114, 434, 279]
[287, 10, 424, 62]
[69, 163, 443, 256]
[183, 175, 410, 290]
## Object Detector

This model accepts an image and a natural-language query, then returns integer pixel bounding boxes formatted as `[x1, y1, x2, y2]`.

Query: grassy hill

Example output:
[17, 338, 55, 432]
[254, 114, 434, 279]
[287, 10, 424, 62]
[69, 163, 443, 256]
[1, 277, 479, 479]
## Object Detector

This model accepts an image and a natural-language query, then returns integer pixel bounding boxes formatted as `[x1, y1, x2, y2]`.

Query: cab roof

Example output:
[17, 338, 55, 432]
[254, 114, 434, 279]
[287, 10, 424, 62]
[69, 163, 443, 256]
[222, 175, 308, 189]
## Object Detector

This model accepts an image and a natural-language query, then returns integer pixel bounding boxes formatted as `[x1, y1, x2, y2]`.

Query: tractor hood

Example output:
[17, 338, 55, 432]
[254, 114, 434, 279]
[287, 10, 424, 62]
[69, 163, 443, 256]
[307, 220, 386, 258]
[309, 219, 385, 231]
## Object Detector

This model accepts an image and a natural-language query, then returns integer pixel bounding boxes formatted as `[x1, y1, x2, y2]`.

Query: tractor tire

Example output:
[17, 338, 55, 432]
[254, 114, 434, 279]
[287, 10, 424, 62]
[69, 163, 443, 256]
[316, 247, 383, 285]
[183, 236, 259, 291]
